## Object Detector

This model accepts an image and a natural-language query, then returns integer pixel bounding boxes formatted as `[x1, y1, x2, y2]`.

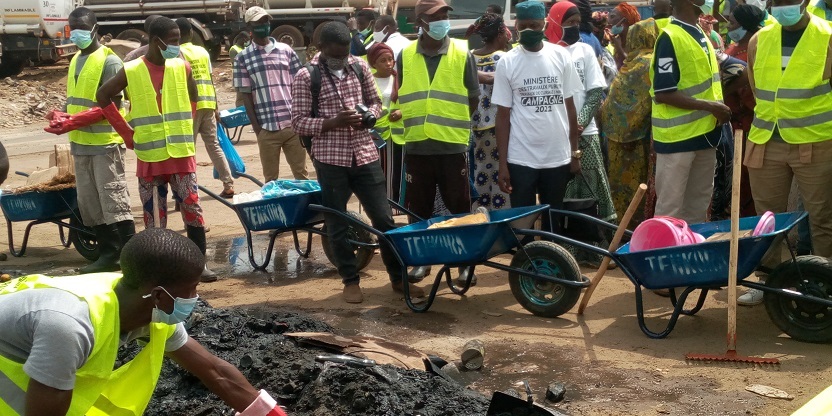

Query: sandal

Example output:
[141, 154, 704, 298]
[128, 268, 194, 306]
[219, 188, 235, 199]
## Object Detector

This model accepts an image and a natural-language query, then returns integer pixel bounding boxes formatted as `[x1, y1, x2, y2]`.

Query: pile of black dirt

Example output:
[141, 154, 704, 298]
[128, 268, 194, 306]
[121, 302, 490, 416]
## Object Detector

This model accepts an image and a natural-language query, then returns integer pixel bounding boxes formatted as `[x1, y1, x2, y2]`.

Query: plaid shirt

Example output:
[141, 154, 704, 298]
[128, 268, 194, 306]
[233, 39, 301, 131]
[291, 55, 382, 167]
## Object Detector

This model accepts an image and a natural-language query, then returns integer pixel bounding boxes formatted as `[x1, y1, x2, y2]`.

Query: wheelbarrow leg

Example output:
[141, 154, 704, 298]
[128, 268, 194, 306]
[447, 265, 476, 295]
[8, 220, 40, 258]
[291, 230, 313, 258]
[669, 287, 710, 316]
[246, 229, 276, 271]
[57, 222, 71, 248]
[636, 286, 699, 339]
[402, 267, 443, 313]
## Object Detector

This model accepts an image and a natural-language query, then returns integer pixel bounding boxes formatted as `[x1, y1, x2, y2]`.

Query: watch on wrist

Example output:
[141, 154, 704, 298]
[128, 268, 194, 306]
[571, 149, 582, 160]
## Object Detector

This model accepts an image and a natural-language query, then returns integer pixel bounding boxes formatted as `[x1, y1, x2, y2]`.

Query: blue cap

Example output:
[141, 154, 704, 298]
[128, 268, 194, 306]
[516, 1, 546, 20]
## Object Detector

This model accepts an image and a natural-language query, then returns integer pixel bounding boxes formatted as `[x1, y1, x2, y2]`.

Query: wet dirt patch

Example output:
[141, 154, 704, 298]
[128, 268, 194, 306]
[123, 303, 489, 416]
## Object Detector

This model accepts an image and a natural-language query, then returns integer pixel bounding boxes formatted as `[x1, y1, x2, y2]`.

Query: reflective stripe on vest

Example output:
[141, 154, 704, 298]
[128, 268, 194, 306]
[66, 47, 123, 146]
[0, 274, 175, 416]
[649, 24, 723, 143]
[124, 58, 195, 162]
[180, 43, 217, 110]
[749, 16, 832, 144]
[397, 39, 471, 144]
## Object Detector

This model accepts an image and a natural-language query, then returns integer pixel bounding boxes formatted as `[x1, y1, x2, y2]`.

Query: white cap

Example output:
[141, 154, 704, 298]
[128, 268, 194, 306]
[244, 7, 270, 23]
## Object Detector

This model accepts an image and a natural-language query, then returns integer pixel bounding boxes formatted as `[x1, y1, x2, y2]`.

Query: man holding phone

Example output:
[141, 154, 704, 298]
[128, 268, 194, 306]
[291, 22, 424, 304]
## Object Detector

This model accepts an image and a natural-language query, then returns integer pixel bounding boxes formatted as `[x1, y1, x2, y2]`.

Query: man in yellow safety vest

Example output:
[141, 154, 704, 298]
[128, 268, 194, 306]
[97, 16, 218, 282]
[176, 17, 235, 198]
[0, 228, 287, 416]
[650, 0, 731, 225]
[740, 0, 832, 305]
[395, 0, 480, 282]
[65, 7, 135, 274]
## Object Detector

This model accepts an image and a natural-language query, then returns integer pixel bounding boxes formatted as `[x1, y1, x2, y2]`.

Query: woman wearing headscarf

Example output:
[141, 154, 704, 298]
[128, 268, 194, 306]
[608, 2, 641, 68]
[548, 1, 616, 266]
[470, 13, 512, 211]
[601, 19, 659, 224]
[565, 0, 605, 58]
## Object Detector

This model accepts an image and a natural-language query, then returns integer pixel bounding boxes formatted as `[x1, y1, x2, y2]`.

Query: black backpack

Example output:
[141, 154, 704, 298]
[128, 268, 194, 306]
[299, 61, 365, 152]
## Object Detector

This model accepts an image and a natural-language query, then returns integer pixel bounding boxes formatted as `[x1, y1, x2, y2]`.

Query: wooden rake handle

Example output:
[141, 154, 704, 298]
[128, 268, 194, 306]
[577, 183, 647, 315]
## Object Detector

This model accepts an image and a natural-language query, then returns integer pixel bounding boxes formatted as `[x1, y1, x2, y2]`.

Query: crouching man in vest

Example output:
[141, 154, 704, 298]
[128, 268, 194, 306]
[66, 7, 135, 274]
[176, 17, 236, 198]
[97, 16, 218, 282]
[741, 1, 832, 304]
[0, 228, 286, 416]
[650, 0, 732, 224]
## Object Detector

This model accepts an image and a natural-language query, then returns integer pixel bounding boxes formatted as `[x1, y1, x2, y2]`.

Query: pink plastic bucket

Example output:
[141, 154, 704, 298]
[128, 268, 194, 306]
[630, 216, 702, 252]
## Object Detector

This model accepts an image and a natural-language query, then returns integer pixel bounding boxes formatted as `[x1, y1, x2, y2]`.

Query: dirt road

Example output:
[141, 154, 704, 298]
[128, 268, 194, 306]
[0, 61, 829, 416]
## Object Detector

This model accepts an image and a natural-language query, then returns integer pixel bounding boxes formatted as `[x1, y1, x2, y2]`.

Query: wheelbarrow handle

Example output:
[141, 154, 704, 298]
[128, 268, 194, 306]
[547, 208, 635, 238]
[387, 199, 423, 222]
[308, 204, 389, 242]
[197, 185, 235, 209]
[236, 172, 265, 187]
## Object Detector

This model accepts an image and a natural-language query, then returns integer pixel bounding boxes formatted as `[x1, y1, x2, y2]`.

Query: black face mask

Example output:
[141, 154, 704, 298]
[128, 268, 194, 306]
[562, 25, 581, 45]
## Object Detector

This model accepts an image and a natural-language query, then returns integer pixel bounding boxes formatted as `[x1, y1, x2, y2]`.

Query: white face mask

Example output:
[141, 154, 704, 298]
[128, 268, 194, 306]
[373, 28, 388, 42]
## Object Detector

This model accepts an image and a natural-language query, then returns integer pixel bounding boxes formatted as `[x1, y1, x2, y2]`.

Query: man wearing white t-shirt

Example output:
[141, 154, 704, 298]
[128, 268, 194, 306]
[493, 0, 582, 233]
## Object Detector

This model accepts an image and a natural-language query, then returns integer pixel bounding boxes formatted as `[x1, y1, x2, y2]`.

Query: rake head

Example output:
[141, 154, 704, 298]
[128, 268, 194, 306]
[685, 350, 780, 365]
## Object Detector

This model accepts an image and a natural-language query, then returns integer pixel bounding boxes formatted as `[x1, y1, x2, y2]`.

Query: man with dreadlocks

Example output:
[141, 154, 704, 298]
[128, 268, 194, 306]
[0, 229, 287, 416]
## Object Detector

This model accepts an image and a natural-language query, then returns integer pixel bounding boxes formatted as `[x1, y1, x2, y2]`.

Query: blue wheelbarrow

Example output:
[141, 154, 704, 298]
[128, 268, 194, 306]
[0, 173, 98, 260]
[544, 210, 832, 342]
[218, 106, 250, 144]
[310, 202, 592, 316]
[198, 173, 377, 271]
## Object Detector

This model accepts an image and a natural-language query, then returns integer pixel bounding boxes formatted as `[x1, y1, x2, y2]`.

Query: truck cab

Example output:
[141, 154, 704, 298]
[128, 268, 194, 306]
[0, 0, 76, 77]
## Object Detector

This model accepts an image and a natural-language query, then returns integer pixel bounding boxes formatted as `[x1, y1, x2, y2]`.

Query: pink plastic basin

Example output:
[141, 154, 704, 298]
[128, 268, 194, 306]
[630, 216, 702, 252]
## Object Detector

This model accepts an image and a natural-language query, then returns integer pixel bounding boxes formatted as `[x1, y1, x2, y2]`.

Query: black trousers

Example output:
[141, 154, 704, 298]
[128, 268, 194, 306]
[403, 153, 471, 220]
[313, 159, 403, 285]
[507, 163, 572, 233]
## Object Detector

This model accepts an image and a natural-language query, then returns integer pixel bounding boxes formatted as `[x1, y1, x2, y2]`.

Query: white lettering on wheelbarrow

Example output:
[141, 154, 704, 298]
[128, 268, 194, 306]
[643, 249, 727, 275]
[401, 234, 467, 257]
[241, 203, 287, 229]
[6, 199, 37, 212]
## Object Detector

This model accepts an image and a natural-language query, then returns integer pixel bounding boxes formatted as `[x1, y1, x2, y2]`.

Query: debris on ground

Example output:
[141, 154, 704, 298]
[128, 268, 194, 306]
[546, 382, 566, 403]
[0, 76, 65, 128]
[746, 384, 795, 400]
[122, 302, 490, 416]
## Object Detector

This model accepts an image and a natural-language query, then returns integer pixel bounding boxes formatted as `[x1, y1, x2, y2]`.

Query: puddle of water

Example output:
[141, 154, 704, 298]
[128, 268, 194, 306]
[208, 234, 335, 284]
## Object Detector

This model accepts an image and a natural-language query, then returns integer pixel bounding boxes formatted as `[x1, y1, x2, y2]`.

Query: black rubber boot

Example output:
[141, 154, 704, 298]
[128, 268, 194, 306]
[79, 224, 121, 274]
[186, 225, 218, 282]
[115, 220, 136, 247]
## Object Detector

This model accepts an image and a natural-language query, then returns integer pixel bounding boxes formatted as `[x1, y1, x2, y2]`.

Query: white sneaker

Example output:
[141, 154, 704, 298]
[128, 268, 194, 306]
[737, 289, 764, 306]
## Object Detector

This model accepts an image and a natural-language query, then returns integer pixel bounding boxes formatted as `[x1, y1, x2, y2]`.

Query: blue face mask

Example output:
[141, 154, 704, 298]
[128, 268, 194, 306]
[691, 0, 715, 15]
[610, 24, 625, 35]
[771, 4, 804, 26]
[144, 286, 198, 325]
[425, 19, 451, 40]
[70, 27, 95, 49]
[727, 26, 748, 42]
[159, 43, 180, 60]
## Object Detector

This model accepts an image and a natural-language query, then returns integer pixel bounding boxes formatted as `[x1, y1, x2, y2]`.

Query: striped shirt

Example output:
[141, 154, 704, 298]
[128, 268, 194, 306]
[233, 38, 302, 132]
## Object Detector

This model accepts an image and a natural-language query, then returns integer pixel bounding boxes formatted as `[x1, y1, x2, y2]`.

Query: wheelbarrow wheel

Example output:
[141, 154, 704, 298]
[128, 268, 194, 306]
[509, 241, 582, 318]
[764, 255, 832, 343]
[320, 210, 376, 271]
[68, 216, 99, 262]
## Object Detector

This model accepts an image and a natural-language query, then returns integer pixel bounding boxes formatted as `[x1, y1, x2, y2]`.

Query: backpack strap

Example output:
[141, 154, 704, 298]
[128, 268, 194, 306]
[305, 63, 322, 118]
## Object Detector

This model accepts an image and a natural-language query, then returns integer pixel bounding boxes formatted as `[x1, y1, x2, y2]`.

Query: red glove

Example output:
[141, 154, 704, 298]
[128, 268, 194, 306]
[236, 390, 287, 416]
[100, 102, 134, 148]
[43, 108, 105, 135]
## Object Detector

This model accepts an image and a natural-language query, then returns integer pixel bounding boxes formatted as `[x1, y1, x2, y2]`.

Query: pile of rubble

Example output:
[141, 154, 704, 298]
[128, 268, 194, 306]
[124, 303, 490, 416]
[0, 76, 65, 128]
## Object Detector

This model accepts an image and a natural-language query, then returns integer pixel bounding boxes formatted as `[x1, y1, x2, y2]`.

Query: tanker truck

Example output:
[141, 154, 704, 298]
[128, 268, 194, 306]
[0, 0, 398, 77]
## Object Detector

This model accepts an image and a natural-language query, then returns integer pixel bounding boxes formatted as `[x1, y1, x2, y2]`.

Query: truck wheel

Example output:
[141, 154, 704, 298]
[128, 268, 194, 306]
[764, 255, 832, 343]
[116, 29, 148, 45]
[0, 57, 26, 78]
[271, 25, 304, 48]
[509, 241, 582, 318]
[311, 22, 327, 47]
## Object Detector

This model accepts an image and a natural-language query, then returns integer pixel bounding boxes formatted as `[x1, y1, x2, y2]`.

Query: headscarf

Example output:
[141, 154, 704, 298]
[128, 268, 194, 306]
[545, 1, 580, 44]
[572, 0, 595, 33]
[733, 4, 766, 32]
[615, 2, 641, 25]
[367, 42, 394, 66]
[601, 19, 659, 144]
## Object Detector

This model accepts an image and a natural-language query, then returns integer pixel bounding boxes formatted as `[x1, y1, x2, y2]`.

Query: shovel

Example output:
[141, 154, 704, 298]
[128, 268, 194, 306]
[486, 381, 565, 416]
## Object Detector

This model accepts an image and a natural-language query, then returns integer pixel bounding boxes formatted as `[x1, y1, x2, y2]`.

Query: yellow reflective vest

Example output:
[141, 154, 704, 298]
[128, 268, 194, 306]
[650, 24, 723, 143]
[808, 0, 832, 20]
[654, 17, 670, 32]
[124, 58, 196, 162]
[374, 82, 391, 140]
[397, 39, 471, 145]
[764, 13, 778, 26]
[180, 42, 217, 110]
[66, 46, 123, 146]
[749, 16, 832, 144]
[0, 273, 177, 416]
